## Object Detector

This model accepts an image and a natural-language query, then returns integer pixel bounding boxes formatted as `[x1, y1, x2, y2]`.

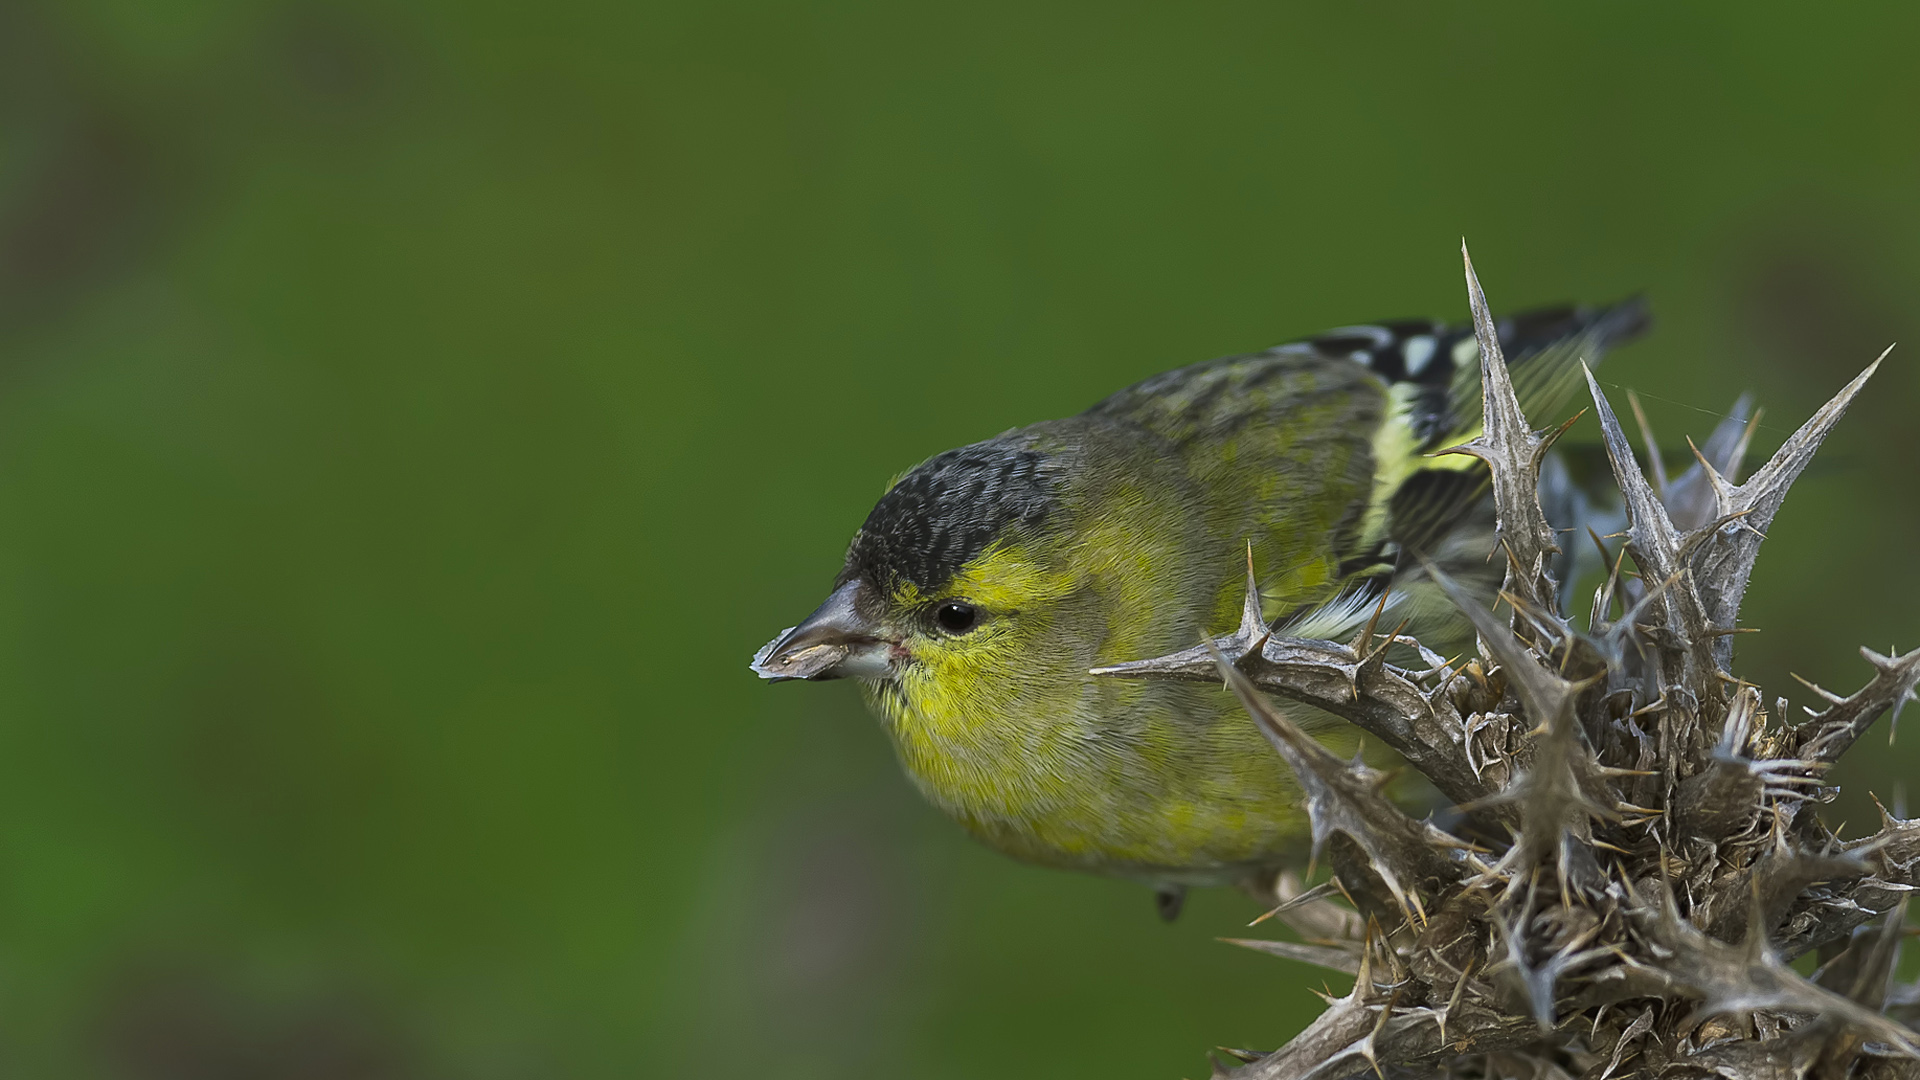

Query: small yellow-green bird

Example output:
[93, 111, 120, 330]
[751, 300, 1646, 918]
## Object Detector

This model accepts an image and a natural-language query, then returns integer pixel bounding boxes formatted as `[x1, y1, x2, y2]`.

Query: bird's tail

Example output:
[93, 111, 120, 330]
[1436, 296, 1651, 451]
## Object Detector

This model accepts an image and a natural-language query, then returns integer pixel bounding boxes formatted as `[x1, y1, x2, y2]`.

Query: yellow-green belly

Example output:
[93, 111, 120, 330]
[867, 675, 1364, 885]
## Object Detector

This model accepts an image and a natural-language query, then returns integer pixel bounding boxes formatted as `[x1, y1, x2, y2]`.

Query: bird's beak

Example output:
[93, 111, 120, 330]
[750, 580, 894, 682]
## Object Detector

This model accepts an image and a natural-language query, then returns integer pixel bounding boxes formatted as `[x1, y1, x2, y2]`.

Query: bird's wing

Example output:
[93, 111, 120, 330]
[1311, 298, 1649, 558]
[1288, 297, 1651, 451]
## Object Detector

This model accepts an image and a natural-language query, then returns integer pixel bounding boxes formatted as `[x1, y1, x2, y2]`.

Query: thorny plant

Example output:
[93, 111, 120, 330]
[1098, 247, 1919, 1080]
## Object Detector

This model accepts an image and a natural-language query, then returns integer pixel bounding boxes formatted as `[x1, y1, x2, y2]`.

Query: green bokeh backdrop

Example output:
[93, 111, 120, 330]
[0, 2, 1916, 1076]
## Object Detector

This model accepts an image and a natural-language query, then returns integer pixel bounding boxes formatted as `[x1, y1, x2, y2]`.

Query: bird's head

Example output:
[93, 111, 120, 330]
[750, 442, 1079, 695]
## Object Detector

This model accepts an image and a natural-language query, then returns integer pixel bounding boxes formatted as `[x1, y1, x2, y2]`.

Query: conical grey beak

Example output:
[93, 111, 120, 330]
[750, 580, 894, 682]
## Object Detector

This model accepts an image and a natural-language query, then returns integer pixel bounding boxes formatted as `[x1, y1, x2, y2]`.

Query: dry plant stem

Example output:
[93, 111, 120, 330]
[1099, 248, 1915, 1080]
[1444, 245, 1564, 633]
[1094, 562, 1491, 808]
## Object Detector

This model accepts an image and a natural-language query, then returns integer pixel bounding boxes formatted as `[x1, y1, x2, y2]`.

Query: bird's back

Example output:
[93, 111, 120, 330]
[1081, 299, 1651, 631]
[1084, 349, 1386, 622]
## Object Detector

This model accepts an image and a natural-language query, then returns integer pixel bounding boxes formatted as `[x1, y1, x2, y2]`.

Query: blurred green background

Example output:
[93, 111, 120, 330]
[1, 2, 1916, 1076]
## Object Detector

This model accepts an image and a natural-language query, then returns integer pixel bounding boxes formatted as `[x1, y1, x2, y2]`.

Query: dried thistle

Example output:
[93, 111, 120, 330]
[1100, 246, 1917, 1080]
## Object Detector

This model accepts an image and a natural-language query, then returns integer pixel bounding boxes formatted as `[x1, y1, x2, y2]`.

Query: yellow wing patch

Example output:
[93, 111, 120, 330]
[1359, 381, 1483, 554]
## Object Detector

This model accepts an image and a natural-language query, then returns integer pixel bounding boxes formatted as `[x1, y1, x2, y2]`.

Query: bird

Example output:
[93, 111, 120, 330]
[750, 296, 1648, 919]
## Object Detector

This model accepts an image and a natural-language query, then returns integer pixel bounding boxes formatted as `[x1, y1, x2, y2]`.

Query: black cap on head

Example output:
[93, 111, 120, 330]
[843, 443, 1059, 591]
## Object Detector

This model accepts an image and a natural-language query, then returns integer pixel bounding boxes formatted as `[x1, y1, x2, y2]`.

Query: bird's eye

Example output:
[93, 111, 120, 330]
[934, 601, 979, 634]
